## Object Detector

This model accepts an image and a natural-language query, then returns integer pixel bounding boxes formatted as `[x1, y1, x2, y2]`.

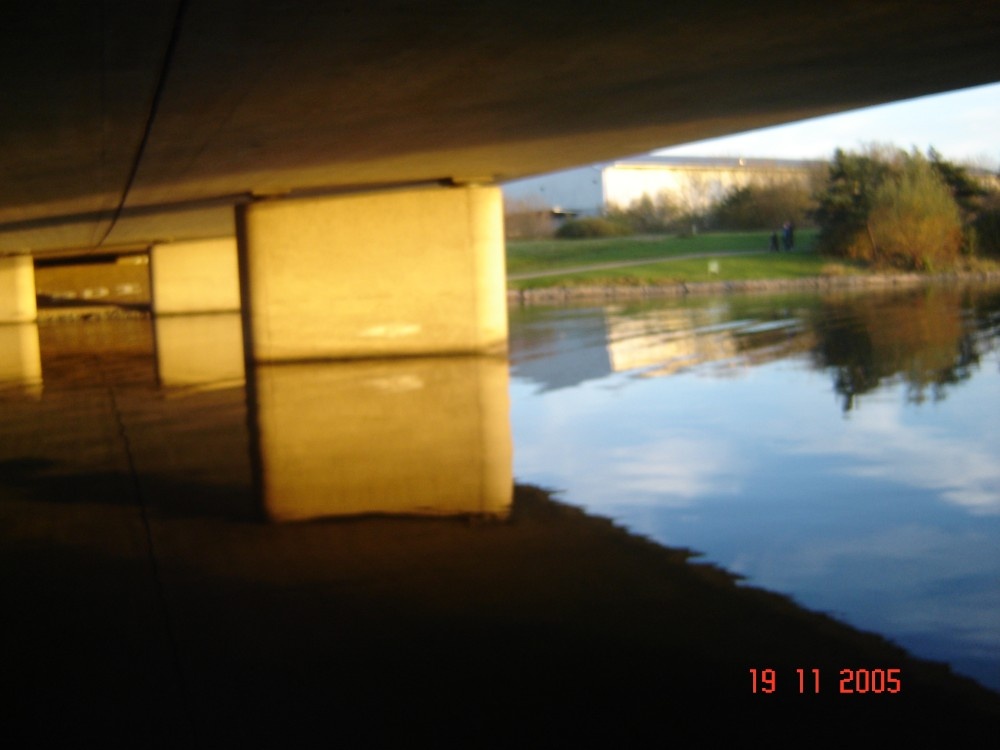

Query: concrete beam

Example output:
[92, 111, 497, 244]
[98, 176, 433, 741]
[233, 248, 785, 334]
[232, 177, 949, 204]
[237, 184, 507, 361]
[0, 256, 38, 323]
[150, 238, 241, 314]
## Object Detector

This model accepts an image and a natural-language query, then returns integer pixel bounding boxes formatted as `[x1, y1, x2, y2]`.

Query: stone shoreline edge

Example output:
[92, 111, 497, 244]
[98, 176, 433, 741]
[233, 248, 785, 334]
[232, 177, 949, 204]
[508, 269, 1000, 305]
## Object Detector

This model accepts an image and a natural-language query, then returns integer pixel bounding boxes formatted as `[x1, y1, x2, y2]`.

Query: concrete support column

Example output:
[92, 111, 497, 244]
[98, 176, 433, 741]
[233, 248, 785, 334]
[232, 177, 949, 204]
[154, 313, 245, 387]
[150, 238, 240, 314]
[236, 184, 507, 362]
[0, 256, 38, 323]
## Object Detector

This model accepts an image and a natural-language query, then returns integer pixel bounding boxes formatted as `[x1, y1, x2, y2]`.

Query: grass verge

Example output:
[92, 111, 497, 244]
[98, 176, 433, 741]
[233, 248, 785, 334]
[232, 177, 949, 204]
[504, 229, 874, 289]
[505, 230, 815, 276]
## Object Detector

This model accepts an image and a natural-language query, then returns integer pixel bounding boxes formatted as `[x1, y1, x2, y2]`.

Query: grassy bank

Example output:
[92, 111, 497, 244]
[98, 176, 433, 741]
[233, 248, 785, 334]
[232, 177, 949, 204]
[505, 229, 849, 288]
[507, 229, 811, 273]
[506, 228, 1000, 291]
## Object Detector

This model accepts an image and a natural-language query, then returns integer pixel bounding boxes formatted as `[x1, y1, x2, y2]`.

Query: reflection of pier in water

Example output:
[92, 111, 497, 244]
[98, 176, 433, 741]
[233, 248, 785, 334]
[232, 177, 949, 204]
[0, 322, 42, 395]
[252, 355, 511, 520]
[5, 313, 511, 521]
[158, 312, 512, 519]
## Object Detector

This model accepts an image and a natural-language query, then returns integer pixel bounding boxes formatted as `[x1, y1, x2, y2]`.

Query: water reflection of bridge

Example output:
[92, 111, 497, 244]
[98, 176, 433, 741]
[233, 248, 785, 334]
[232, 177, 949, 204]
[1, 315, 511, 520]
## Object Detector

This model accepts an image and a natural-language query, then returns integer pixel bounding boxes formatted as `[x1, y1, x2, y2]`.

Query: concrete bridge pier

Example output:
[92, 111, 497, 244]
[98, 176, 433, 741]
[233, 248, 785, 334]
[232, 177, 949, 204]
[235, 183, 508, 363]
[0, 256, 38, 323]
[150, 238, 241, 315]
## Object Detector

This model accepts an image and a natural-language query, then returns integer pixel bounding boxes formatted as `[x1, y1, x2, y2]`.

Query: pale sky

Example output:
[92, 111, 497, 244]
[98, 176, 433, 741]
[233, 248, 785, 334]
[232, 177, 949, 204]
[655, 81, 1000, 168]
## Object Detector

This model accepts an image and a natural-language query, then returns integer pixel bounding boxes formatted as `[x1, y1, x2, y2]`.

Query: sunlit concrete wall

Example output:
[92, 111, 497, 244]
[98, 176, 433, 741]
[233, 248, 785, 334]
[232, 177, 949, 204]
[237, 184, 508, 361]
[252, 356, 512, 520]
[0, 256, 38, 322]
[150, 238, 241, 314]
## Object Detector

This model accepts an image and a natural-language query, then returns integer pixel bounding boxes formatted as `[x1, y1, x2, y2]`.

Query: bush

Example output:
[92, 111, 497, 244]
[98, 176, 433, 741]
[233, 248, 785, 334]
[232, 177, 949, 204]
[605, 192, 679, 234]
[713, 182, 816, 230]
[814, 146, 898, 257]
[504, 198, 554, 240]
[555, 217, 631, 239]
[848, 154, 962, 270]
[815, 146, 966, 270]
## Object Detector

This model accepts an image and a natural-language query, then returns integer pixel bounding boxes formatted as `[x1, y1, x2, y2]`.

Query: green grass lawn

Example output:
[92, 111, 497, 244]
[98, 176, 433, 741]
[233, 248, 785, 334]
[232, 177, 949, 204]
[506, 229, 803, 275]
[504, 229, 857, 288]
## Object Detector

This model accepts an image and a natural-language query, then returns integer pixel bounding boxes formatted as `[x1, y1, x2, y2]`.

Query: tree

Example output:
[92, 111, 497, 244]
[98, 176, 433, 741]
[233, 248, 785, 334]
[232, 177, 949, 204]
[973, 191, 1000, 256]
[712, 181, 815, 230]
[504, 197, 554, 239]
[859, 154, 962, 269]
[927, 147, 988, 221]
[813, 146, 963, 270]
[605, 191, 679, 234]
[813, 146, 897, 257]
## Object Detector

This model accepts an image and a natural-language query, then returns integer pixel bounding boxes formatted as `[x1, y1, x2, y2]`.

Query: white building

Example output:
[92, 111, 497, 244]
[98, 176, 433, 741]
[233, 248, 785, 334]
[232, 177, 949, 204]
[502, 154, 825, 217]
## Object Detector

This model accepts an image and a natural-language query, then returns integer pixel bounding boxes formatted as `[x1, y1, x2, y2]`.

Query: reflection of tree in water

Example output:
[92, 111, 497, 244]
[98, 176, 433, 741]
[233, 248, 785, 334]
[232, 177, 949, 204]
[810, 286, 1000, 412]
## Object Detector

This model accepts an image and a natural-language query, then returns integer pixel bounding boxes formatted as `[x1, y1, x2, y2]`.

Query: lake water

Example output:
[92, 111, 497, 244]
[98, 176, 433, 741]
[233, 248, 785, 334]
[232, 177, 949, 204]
[1, 282, 998, 741]
[508, 284, 1000, 692]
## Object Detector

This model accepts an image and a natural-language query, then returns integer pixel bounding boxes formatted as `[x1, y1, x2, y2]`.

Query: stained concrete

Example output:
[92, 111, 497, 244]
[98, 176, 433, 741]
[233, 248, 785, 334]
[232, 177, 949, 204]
[150, 238, 241, 314]
[237, 184, 507, 360]
[0, 255, 38, 322]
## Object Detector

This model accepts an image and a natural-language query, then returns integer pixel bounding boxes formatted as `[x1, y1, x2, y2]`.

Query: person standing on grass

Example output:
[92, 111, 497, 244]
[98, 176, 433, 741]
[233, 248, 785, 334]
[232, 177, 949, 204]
[770, 231, 780, 252]
[782, 221, 794, 252]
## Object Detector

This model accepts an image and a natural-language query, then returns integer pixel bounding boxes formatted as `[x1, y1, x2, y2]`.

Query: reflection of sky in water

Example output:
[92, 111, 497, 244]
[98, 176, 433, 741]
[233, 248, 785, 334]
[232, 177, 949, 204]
[510, 299, 1000, 692]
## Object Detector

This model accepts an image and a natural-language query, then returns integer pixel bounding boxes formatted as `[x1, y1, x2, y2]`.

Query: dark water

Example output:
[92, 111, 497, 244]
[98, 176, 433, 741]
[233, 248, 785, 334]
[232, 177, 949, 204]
[509, 284, 1000, 692]
[2, 284, 999, 742]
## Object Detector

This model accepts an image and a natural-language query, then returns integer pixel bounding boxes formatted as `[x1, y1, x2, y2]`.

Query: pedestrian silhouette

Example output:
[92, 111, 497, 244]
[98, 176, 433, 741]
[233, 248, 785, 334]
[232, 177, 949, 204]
[782, 221, 795, 252]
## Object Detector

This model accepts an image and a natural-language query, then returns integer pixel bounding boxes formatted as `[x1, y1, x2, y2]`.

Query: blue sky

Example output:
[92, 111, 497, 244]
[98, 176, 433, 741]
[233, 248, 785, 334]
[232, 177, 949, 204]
[656, 81, 1000, 168]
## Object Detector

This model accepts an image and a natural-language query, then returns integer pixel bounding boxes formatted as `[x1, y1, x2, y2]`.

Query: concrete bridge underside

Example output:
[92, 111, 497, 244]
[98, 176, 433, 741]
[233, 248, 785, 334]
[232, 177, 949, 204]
[2, 1, 999, 358]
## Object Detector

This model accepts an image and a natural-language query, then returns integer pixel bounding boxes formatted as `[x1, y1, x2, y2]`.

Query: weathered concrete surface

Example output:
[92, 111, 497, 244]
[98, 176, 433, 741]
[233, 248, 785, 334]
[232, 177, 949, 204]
[238, 184, 507, 360]
[150, 238, 241, 314]
[0, 255, 37, 322]
[1, 1, 999, 254]
[153, 312, 245, 386]
[253, 357, 512, 520]
[0, 322, 41, 387]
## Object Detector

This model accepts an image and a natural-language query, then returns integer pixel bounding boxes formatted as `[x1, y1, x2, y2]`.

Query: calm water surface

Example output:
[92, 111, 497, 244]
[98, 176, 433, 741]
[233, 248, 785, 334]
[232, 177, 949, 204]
[509, 284, 1000, 692]
[2, 282, 998, 735]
